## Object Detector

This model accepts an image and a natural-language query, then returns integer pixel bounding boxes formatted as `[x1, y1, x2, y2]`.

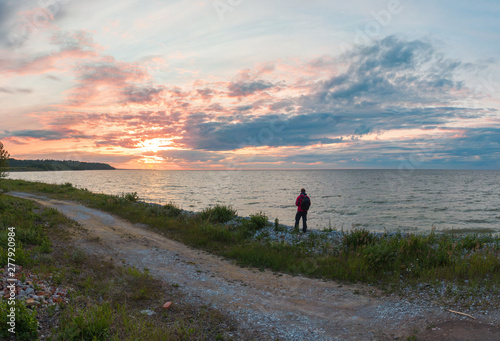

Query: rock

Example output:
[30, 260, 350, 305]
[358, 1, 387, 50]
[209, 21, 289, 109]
[36, 291, 46, 296]
[141, 309, 156, 316]
[25, 298, 36, 306]
[162, 301, 172, 310]
[25, 287, 34, 295]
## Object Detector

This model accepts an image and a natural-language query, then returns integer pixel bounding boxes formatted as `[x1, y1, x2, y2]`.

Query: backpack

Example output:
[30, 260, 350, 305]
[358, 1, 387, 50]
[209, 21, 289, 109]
[300, 195, 311, 211]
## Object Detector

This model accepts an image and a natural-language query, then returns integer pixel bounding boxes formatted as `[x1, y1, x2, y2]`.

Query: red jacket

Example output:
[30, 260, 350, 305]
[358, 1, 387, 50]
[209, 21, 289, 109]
[295, 193, 310, 212]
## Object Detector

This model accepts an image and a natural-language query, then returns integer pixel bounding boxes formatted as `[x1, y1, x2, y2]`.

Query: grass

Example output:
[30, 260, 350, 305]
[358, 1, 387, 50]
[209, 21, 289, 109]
[338, 229, 500, 284]
[2, 179, 500, 309]
[0, 196, 65, 268]
[0, 192, 239, 340]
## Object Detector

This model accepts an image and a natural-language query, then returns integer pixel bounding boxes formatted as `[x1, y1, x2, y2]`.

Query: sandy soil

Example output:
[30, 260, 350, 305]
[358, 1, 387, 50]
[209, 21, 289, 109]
[9, 192, 500, 340]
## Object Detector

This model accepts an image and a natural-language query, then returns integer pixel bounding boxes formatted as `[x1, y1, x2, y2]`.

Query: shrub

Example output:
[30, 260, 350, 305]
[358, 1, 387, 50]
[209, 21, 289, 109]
[37, 237, 52, 253]
[146, 203, 183, 218]
[200, 205, 237, 224]
[342, 228, 378, 249]
[0, 301, 38, 341]
[122, 192, 139, 202]
[242, 212, 269, 231]
[162, 203, 183, 217]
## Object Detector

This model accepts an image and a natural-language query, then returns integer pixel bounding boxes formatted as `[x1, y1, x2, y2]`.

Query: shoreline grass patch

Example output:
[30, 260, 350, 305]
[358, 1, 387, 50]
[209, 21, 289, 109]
[3, 179, 500, 309]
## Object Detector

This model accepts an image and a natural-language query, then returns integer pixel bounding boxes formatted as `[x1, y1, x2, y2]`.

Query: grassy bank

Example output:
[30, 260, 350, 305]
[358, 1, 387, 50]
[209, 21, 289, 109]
[0, 191, 239, 340]
[2, 179, 500, 309]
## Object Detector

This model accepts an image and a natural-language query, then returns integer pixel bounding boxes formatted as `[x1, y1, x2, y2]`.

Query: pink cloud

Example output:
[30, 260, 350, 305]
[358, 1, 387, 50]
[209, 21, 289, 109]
[64, 58, 166, 107]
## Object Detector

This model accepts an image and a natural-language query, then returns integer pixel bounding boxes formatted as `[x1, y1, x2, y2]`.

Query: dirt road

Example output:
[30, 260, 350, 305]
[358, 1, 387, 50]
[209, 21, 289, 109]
[9, 192, 500, 340]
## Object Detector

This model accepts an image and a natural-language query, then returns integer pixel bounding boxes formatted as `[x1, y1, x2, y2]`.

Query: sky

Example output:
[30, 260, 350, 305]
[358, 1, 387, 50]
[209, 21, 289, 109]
[1, 0, 500, 170]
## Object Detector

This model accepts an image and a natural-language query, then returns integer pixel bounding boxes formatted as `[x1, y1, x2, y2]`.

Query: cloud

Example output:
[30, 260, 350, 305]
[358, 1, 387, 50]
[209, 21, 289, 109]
[3, 29, 497, 169]
[34, 109, 185, 153]
[439, 127, 500, 159]
[45, 74, 61, 81]
[171, 35, 495, 165]
[2, 49, 92, 75]
[66, 59, 166, 106]
[179, 113, 344, 151]
[48, 110, 183, 132]
[121, 85, 164, 104]
[227, 80, 275, 97]
[1, 30, 98, 76]
[0, 0, 72, 48]
[0, 1, 24, 47]
[77, 61, 146, 83]
[0, 87, 33, 94]
[95, 136, 141, 149]
[51, 30, 97, 51]
[303, 36, 464, 110]
[1, 128, 92, 141]
[196, 88, 214, 102]
[157, 149, 225, 163]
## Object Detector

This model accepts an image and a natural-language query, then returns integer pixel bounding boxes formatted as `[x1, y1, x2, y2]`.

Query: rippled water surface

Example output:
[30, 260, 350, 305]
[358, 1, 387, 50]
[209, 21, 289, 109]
[8, 169, 500, 233]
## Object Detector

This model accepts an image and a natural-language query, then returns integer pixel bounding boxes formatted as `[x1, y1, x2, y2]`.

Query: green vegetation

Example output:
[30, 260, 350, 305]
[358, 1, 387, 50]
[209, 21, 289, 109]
[244, 212, 270, 231]
[0, 191, 237, 340]
[2, 179, 500, 311]
[0, 196, 63, 268]
[7, 158, 115, 172]
[200, 204, 237, 224]
[338, 229, 499, 285]
[0, 142, 9, 193]
[0, 195, 77, 340]
[0, 300, 38, 341]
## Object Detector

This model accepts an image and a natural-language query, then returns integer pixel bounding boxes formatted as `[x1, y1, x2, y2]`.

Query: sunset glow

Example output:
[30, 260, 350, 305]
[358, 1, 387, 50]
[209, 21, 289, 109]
[1, 0, 499, 169]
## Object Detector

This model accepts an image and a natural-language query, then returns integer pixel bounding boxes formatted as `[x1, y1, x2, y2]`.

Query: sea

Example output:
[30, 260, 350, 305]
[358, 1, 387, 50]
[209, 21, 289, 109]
[7, 169, 500, 234]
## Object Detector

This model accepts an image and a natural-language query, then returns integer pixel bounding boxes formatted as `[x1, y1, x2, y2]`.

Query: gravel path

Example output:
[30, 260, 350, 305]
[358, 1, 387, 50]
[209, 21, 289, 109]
[9, 192, 500, 340]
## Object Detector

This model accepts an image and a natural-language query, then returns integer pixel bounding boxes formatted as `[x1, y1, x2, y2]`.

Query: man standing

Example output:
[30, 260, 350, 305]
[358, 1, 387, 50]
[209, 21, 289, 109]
[295, 188, 311, 233]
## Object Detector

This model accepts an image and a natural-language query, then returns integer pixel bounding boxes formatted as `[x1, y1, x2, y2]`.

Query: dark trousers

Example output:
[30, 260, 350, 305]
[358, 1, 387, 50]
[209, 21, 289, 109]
[295, 211, 308, 232]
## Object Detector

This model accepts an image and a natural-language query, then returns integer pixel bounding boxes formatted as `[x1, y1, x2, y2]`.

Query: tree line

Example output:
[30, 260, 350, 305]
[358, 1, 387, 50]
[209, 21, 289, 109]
[7, 158, 116, 171]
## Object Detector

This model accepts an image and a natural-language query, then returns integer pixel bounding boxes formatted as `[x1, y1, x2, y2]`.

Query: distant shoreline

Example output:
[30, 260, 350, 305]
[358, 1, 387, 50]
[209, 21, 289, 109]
[8, 168, 116, 172]
[7, 158, 115, 172]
